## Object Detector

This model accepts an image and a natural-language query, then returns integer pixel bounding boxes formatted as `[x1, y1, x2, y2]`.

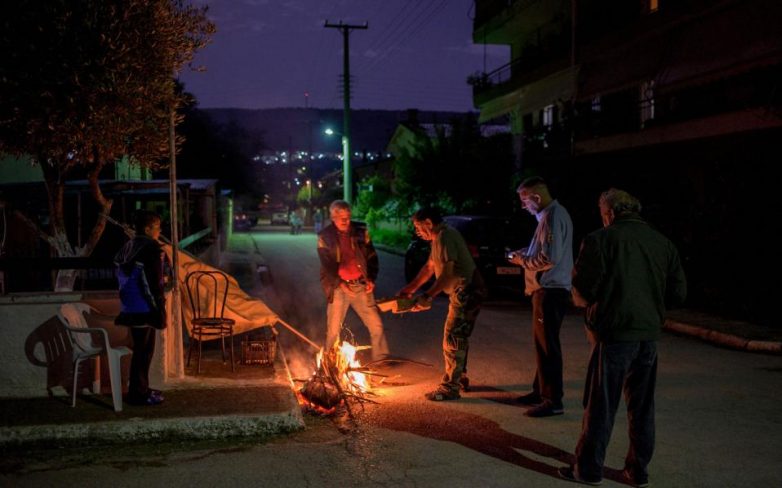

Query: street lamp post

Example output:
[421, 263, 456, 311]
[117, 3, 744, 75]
[325, 127, 351, 202]
[341, 135, 351, 202]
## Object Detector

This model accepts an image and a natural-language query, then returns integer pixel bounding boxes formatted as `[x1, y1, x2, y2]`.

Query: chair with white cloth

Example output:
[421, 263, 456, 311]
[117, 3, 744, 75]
[57, 303, 131, 412]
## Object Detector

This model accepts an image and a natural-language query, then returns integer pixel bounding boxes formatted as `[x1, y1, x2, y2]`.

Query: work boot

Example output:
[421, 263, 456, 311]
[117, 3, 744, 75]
[424, 386, 460, 401]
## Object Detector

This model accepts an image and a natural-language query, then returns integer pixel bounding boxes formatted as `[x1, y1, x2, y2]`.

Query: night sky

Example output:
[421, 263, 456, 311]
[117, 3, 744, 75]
[179, 0, 509, 112]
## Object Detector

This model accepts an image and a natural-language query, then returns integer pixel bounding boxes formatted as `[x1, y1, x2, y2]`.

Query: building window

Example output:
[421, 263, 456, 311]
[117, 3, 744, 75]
[646, 0, 659, 14]
[591, 96, 602, 113]
[640, 80, 655, 128]
[542, 104, 555, 128]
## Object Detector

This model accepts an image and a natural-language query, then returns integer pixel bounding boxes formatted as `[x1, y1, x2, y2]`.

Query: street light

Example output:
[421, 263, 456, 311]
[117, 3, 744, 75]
[324, 127, 351, 203]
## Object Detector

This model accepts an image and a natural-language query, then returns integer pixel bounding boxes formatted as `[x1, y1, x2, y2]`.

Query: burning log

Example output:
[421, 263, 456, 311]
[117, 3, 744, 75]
[299, 375, 342, 410]
[298, 340, 379, 417]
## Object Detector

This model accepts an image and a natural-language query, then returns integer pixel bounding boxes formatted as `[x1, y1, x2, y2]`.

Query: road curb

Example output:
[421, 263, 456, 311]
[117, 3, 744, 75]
[664, 320, 782, 354]
[0, 410, 304, 448]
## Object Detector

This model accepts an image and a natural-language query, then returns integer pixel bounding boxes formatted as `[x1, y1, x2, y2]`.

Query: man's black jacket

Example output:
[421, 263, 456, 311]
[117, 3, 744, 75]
[317, 221, 378, 302]
[573, 214, 687, 342]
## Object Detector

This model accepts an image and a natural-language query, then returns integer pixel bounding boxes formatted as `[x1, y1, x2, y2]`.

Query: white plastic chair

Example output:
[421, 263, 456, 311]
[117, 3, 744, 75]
[57, 303, 132, 412]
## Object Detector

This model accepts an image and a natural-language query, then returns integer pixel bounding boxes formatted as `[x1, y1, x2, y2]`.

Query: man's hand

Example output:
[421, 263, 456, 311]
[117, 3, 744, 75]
[571, 287, 589, 308]
[398, 285, 417, 299]
[365, 280, 375, 293]
[410, 293, 433, 312]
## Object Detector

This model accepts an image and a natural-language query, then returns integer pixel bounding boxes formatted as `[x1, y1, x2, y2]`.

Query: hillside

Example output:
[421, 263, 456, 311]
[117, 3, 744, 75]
[204, 107, 472, 153]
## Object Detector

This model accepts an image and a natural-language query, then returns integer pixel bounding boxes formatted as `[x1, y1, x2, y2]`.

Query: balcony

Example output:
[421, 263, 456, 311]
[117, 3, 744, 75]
[471, 35, 571, 108]
[474, 0, 564, 44]
[573, 65, 782, 153]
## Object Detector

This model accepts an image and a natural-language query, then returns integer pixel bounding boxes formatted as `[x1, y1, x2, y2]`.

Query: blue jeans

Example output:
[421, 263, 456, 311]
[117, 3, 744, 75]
[326, 283, 389, 360]
[576, 340, 658, 481]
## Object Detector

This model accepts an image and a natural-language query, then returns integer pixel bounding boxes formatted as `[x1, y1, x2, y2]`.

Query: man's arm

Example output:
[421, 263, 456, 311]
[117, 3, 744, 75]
[317, 234, 341, 299]
[407, 260, 456, 311]
[666, 245, 687, 308]
[519, 208, 571, 272]
[571, 233, 604, 306]
[422, 260, 456, 299]
[399, 259, 434, 297]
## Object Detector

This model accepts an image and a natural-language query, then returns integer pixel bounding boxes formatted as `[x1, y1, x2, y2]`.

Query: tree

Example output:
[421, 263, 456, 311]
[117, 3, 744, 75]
[0, 0, 214, 289]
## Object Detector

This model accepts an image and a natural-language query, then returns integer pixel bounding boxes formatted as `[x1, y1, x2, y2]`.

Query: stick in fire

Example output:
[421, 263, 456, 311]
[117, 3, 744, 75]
[298, 339, 383, 417]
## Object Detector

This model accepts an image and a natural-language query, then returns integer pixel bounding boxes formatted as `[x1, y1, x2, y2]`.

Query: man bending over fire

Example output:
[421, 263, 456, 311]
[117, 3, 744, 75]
[399, 207, 486, 401]
[318, 200, 390, 361]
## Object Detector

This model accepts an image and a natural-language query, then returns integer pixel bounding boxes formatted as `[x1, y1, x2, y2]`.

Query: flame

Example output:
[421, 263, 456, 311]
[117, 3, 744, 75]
[297, 339, 371, 413]
[339, 341, 368, 391]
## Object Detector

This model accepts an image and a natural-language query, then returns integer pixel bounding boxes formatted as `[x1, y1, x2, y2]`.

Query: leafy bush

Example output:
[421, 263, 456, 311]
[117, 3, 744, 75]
[368, 228, 411, 252]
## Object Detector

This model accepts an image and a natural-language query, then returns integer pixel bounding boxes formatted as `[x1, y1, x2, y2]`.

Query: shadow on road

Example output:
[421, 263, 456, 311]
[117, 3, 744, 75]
[368, 402, 628, 485]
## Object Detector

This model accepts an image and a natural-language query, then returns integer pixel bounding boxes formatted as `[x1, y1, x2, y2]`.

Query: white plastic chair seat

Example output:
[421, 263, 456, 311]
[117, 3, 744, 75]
[58, 303, 132, 412]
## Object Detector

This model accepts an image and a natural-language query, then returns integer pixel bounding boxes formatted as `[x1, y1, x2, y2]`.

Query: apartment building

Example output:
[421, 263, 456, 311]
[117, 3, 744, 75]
[472, 0, 782, 323]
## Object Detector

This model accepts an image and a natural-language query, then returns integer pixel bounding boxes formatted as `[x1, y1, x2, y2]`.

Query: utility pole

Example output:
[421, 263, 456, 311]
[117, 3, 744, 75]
[325, 20, 367, 204]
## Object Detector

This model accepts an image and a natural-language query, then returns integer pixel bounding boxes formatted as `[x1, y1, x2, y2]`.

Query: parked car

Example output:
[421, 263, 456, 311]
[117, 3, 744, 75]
[233, 211, 255, 231]
[271, 211, 289, 225]
[404, 215, 533, 293]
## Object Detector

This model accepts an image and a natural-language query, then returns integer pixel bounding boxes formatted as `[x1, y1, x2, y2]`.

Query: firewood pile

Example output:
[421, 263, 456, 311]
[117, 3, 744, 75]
[297, 340, 383, 417]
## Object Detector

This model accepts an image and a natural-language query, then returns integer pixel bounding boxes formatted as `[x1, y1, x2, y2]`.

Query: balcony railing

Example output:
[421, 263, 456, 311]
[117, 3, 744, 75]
[470, 31, 571, 102]
[474, 0, 545, 29]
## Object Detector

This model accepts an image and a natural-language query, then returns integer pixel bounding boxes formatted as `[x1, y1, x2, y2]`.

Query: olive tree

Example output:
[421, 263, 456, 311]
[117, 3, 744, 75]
[0, 0, 214, 289]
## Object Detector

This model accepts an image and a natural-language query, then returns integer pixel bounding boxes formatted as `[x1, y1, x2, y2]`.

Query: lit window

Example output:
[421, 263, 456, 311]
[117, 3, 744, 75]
[647, 0, 659, 13]
[640, 80, 655, 128]
[591, 96, 602, 112]
[542, 105, 555, 128]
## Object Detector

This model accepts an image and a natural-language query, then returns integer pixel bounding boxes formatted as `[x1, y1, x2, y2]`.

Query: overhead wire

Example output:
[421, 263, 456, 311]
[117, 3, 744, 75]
[306, 2, 343, 106]
[356, 0, 449, 77]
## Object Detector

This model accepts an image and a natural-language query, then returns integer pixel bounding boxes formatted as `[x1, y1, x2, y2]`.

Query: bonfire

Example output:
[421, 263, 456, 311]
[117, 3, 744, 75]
[298, 339, 382, 417]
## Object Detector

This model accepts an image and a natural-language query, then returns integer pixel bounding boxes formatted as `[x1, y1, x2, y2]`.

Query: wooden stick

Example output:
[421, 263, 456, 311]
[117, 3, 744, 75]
[276, 318, 321, 351]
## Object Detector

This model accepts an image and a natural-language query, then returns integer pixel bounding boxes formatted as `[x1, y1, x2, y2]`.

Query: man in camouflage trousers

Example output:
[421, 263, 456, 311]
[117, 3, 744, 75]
[400, 207, 486, 401]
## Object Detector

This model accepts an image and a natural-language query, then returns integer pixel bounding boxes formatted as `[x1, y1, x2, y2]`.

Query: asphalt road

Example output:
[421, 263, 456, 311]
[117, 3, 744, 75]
[5, 227, 782, 487]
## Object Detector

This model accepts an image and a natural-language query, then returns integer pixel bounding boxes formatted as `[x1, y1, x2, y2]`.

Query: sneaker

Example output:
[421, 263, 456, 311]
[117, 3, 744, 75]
[525, 401, 564, 418]
[424, 387, 461, 401]
[516, 391, 543, 405]
[150, 389, 165, 401]
[558, 466, 602, 486]
[622, 469, 649, 488]
[458, 375, 470, 392]
[126, 393, 164, 406]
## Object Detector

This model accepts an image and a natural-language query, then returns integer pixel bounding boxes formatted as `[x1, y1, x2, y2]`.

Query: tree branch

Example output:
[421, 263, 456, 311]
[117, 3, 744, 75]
[81, 153, 113, 256]
[11, 210, 57, 250]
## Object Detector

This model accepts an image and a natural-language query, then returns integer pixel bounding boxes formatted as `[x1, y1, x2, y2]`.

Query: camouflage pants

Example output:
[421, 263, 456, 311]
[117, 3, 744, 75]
[440, 281, 484, 392]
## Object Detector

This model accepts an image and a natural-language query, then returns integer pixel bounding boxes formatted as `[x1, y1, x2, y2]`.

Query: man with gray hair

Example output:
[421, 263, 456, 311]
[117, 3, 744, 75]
[509, 176, 574, 417]
[559, 188, 687, 487]
[317, 200, 389, 360]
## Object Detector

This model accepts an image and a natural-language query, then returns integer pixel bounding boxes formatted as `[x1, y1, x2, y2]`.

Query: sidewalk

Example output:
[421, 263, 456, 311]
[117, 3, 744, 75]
[0, 355, 303, 448]
[665, 309, 782, 354]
